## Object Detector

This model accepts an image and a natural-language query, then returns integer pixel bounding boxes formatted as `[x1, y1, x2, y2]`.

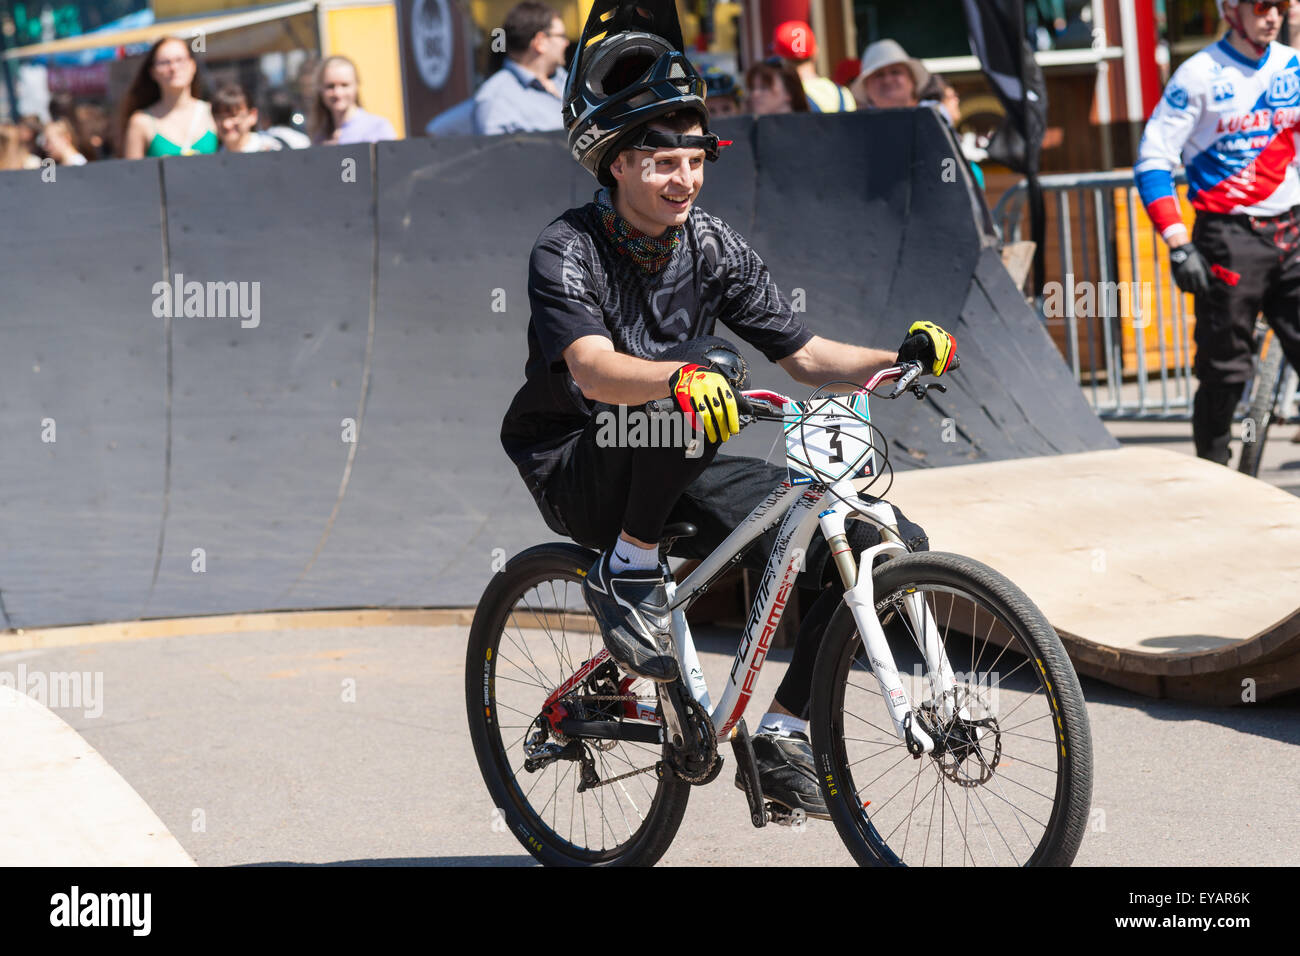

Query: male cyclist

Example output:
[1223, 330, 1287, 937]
[1136, 0, 1300, 465]
[500, 0, 955, 820]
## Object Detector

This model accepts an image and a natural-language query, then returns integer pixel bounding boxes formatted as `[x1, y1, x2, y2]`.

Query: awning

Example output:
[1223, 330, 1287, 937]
[3, 0, 318, 61]
[921, 46, 1126, 77]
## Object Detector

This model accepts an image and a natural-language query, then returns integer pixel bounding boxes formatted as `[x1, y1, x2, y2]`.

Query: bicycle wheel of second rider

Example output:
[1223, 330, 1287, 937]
[810, 552, 1093, 866]
[1239, 340, 1286, 478]
[465, 541, 690, 866]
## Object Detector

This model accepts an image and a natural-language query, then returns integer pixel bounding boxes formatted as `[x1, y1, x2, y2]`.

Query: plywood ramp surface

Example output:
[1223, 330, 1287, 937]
[883, 447, 1300, 703]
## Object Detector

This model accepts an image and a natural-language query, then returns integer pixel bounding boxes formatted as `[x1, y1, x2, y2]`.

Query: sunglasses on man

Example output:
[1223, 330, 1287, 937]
[1249, 0, 1291, 14]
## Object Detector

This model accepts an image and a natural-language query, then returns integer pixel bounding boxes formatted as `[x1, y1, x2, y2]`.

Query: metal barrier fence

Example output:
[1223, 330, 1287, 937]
[992, 170, 1195, 419]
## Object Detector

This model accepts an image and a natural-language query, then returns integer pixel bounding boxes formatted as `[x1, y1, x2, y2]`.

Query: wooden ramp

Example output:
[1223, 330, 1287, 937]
[883, 446, 1300, 705]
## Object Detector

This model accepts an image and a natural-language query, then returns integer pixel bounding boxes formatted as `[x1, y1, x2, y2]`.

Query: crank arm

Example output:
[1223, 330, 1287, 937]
[657, 681, 688, 749]
[730, 718, 766, 828]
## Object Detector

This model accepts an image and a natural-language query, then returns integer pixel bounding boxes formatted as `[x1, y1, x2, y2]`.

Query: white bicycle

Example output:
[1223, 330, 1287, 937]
[466, 361, 1093, 866]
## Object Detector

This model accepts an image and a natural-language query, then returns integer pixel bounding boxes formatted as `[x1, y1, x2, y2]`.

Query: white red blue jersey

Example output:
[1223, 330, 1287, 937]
[1136, 38, 1300, 239]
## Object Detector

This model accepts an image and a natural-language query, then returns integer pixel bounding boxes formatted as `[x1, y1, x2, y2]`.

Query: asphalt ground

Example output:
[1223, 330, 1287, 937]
[6, 619, 1295, 867]
[3, 418, 1296, 867]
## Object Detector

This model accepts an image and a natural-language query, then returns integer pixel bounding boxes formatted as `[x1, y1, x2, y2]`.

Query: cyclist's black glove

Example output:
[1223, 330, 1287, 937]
[1169, 243, 1212, 296]
[896, 321, 957, 376]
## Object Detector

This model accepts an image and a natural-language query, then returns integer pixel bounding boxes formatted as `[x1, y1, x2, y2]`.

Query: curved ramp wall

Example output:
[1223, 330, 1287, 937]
[0, 110, 1115, 628]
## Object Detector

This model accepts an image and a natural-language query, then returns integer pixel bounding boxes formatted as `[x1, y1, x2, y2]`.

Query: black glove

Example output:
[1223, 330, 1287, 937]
[896, 320, 957, 376]
[1169, 243, 1212, 296]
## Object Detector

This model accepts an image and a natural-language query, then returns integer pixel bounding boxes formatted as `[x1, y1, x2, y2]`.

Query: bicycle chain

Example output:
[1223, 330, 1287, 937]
[554, 693, 721, 788]
[553, 691, 661, 759]
[582, 762, 662, 789]
[580, 707, 721, 788]
[565, 692, 662, 790]
[571, 692, 719, 784]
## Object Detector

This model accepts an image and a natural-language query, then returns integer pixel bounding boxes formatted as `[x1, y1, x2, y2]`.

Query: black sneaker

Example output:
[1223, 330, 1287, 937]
[736, 729, 831, 820]
[582, 551, 679, 683]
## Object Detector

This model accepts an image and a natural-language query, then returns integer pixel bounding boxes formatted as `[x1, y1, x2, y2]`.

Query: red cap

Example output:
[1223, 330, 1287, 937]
[772, 20, 816, 61]
[832, 57, 861, 88]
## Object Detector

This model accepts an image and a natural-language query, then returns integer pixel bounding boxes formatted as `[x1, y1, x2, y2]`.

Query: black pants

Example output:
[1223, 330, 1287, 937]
[1191, 209, 1300, 463]
[542, 419, 929, 717]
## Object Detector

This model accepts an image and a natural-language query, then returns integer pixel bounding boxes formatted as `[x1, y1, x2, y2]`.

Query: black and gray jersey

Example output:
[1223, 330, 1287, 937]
[500, 195, 812, 498]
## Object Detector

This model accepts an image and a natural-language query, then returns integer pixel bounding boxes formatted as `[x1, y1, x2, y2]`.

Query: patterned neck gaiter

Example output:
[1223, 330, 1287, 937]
[595, 187, 683, 274]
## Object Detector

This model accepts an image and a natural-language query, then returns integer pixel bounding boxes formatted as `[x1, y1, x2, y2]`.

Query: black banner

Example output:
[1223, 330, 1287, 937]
[396, 0, 474, 136]
[962, 0, 1049, 291]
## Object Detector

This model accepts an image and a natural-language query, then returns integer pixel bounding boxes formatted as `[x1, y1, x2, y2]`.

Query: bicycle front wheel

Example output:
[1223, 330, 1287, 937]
[810, 552, 1093, 866]
[465, 542, 690, 866]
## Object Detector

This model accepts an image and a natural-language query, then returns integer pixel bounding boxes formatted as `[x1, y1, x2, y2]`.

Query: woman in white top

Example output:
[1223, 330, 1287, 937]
[41, 119, 88, 165]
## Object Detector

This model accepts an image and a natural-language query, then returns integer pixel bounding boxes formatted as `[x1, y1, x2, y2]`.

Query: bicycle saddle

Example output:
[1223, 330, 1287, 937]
[659, 522, 697, 556]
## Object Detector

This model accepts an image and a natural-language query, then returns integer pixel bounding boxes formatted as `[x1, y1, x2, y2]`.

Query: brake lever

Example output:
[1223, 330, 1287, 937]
[910, 382, 947, 400]
[888, 364, 923, 399]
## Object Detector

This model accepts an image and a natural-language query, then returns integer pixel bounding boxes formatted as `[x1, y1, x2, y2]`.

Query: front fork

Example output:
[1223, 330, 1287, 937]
[819, 482, 959, 755]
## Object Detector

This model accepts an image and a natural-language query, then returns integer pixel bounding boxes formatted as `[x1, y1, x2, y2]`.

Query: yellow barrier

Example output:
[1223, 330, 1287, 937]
[325, 3, 407, 139]
[1111, 183, 1198, 376]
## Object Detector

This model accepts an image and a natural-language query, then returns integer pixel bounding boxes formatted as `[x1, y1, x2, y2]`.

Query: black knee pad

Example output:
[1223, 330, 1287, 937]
[893, 507, 930, 553]
[846, 506, 928, 552]
[827, 508, 928, 587]
[655, 335, 749, 389]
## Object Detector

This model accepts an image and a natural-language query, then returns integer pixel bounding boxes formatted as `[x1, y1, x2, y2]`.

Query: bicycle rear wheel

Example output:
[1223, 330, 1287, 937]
[810, 552, 1093, 866]
[465, 542, 690, 866]
[1239, 341, 1287, 477]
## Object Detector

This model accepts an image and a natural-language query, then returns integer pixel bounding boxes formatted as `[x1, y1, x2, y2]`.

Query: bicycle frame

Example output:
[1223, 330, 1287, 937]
[546, 371, 961, 755]
[661, 475, 949, 754]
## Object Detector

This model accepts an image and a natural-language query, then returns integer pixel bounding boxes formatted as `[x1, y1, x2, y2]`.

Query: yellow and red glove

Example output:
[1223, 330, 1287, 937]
[896, 321, 957, 376]
[668, 363, 740, 443]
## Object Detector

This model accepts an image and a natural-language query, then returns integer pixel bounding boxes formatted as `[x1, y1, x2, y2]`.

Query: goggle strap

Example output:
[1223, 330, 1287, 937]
[632, 129, 728, 160]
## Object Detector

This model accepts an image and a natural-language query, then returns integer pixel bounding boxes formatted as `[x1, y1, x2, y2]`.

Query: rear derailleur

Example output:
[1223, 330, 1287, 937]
[522, 716, 605, 791]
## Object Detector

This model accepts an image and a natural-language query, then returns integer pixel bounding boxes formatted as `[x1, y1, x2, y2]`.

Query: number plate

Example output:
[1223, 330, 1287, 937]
[784, 393, 875, 484]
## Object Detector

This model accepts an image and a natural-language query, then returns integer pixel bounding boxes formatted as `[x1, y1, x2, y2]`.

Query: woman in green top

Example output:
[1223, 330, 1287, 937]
[118, 37, 218, 159]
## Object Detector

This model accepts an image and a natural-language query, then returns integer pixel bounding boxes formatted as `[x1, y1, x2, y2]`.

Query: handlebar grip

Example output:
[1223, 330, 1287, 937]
[948, 353, 961, 372]
[646, 390, 754, 418]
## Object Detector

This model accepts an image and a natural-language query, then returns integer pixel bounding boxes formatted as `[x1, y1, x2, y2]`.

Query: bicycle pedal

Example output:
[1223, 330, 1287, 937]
[766, 804, 806, 828]
[730, 718, 766, 828]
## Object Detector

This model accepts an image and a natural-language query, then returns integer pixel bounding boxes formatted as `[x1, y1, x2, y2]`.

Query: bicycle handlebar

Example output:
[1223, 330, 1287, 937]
[644, 360, 951, 422]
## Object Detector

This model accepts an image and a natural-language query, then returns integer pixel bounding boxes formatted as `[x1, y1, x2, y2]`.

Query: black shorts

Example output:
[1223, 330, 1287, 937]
[1192, 208, 1300, 386]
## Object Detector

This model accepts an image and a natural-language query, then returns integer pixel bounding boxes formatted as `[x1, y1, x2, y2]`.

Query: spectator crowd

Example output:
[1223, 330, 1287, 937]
[1, 3, 979, 181]
[1, 35, 394, 170]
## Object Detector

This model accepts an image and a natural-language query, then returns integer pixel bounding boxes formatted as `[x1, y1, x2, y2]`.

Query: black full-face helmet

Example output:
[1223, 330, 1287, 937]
[563, 0, 725, 186]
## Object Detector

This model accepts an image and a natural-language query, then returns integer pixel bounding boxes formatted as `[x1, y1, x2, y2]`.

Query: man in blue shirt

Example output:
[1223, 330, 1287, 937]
[473, 2, 569, 135]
